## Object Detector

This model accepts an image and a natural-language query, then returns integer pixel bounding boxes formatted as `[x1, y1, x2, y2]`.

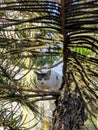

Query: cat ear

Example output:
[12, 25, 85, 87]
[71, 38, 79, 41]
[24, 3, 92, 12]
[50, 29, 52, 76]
[47, 70, 51, 77]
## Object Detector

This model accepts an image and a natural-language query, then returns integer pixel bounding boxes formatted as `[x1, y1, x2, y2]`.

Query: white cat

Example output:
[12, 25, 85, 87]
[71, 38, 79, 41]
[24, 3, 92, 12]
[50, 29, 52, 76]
[35, 70, 62, 91]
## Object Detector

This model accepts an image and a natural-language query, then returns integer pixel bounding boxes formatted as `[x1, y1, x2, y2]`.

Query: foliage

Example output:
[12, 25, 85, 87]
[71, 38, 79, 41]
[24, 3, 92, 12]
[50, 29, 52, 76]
[0, 0, 98, 129]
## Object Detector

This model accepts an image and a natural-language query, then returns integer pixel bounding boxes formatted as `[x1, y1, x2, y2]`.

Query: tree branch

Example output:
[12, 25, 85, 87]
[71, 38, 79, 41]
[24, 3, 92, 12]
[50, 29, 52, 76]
[0, 84, 60, 96]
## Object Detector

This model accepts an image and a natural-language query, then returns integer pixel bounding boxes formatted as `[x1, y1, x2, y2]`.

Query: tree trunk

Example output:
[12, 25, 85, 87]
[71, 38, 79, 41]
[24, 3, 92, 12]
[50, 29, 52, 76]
[52, 86, 86, 130]
[52, 0, 87, 129]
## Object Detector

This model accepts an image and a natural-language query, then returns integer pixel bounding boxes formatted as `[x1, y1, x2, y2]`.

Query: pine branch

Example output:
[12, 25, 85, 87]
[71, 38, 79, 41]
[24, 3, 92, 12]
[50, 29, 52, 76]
[0, 84, 60, 96]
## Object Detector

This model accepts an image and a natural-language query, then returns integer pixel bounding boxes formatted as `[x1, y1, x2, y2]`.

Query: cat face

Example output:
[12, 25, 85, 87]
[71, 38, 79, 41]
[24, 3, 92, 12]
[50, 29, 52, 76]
[35, 70, 51, 88]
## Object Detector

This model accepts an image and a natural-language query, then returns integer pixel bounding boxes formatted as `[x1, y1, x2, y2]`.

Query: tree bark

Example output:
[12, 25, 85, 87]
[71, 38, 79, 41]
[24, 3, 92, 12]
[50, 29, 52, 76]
[52, 87, 86, 130]
[52, 0, 86, 129]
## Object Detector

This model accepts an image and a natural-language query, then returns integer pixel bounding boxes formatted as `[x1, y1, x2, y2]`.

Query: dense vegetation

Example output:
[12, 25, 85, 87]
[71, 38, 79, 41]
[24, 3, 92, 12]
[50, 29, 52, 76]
[0, 0, 98, 129]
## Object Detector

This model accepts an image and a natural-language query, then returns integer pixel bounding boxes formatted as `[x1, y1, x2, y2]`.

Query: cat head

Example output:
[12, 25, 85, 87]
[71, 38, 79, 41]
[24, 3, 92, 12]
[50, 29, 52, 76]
[34, 70, 51, 88]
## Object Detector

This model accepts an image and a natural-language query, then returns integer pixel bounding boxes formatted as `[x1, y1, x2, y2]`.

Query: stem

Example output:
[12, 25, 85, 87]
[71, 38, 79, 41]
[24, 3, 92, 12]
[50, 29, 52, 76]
[0, 84, 60, 95]
[61, 0, 69, 91]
